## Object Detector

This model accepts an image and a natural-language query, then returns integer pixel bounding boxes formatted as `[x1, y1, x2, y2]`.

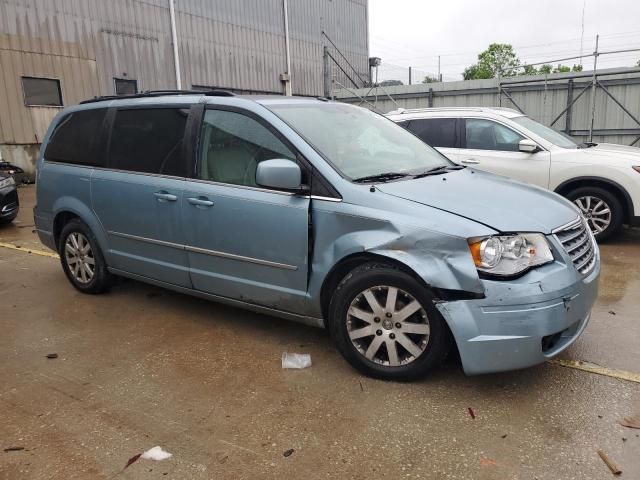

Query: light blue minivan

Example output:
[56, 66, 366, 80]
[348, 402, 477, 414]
[34, 91, 600, 380]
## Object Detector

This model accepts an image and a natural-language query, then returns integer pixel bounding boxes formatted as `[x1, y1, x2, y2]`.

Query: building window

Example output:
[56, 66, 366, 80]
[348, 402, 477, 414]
[114, 78, 138, 95]
[22, 77, 63, 107]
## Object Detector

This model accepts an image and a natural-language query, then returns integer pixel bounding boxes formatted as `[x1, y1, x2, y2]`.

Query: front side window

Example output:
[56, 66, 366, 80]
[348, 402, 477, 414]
[108, 108, 188, 176]
[406, 118, 457, 148]
[44, 109, 107, 165]
[198, 109, 295, 187]
[268, 103, 450, 180]
[464, 118, 524, 152]
[22, 77, 63, 106]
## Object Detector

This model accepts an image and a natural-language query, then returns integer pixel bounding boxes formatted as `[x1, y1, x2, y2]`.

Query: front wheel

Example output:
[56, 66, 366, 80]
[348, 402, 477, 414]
[565, 187, 623, 241]
[328, 263, 452, 380]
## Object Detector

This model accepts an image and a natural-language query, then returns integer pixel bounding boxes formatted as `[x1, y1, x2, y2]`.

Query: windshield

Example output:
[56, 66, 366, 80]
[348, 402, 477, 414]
[512, 116, 578, 148]
[268, 102, 451, 180]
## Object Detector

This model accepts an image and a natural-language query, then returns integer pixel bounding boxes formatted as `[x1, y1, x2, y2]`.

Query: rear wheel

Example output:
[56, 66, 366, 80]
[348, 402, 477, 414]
[58, 219, 113, 294]
[328, 263, 452, 380]
[565, 186, 623, 241]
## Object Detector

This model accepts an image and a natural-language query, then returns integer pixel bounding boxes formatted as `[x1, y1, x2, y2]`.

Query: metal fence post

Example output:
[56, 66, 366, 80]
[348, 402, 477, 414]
[323, 46, 330, 98]
[565, 79, 574, 133]
[588, 35, 599, 141]
[428, 88, 434, 107]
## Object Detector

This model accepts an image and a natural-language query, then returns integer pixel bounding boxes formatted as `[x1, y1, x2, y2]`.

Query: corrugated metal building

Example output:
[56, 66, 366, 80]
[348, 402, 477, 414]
[0, 0, 370, 178]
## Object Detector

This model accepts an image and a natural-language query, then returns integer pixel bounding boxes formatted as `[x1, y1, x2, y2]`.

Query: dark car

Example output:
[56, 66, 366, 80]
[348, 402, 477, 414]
[0, 172, 19, 224]
[0, 161, 26, 184]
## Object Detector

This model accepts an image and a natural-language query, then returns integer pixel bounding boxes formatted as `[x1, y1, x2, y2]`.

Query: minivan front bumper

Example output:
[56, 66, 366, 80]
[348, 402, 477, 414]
[436, 245, 600, 375]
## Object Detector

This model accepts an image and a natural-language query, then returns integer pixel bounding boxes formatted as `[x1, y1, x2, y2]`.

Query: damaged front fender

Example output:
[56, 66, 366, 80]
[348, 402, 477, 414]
[306, 199, 496, 318]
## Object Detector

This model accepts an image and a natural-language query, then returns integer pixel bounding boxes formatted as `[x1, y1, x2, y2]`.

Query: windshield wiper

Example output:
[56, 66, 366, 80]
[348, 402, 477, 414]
[578, 142, 598, 148]
[413, 164, 465, 178]
[352, 172, 412, 183]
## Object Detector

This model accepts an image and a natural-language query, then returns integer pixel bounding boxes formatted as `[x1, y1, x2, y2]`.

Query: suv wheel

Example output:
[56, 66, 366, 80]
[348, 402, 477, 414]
[328, 263, 452, 380]
[565, 186, 623, 241]
[59, 219, 113, 294]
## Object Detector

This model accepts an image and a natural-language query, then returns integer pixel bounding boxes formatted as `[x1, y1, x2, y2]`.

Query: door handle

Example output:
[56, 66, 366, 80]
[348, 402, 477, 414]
[187, 197, 214, 207]
[154, 191, 178, 202]
[461, 158, 480, 164]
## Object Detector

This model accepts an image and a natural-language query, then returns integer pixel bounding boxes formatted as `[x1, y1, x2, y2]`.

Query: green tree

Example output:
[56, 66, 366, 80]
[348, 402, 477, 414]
[521, 64, 538, 75]
[637, 59, 640, 67]
[463, 64, 492, 80]
[463, 43, 520, 79]
[553, 64, 571, 73]
[538, 64, 552, 74]
[572, 64, 583, 72]
[379, 79, 403, 87]
[421, 75, 439, 83]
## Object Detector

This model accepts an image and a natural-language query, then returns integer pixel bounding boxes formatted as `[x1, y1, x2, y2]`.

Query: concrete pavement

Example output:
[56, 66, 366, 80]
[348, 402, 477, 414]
[1, 185, 639, 479]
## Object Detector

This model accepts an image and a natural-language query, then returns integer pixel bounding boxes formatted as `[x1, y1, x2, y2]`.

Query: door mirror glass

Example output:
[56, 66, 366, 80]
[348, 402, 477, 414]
[519, 139, 539, 153]
[256, 159, 303, 191]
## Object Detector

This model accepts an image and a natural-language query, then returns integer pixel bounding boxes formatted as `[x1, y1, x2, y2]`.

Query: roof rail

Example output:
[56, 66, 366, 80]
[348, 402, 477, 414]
[79, 89, 235, 104]
[389, 107, 487, 115]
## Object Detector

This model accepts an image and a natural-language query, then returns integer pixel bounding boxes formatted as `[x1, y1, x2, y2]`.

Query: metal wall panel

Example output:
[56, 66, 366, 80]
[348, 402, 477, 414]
[0, 0, 370, 148]
[335, 68, 640, 146]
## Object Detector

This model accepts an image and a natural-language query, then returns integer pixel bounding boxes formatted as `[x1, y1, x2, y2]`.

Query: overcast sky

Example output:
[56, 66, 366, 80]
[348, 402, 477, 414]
[368, 0, 640, 82]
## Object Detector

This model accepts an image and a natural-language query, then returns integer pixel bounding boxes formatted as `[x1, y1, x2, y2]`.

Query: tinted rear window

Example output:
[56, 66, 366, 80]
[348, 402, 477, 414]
[407, 118, 457, 148]
[44, 108, 107, 166]
[108, 108, 188, 176]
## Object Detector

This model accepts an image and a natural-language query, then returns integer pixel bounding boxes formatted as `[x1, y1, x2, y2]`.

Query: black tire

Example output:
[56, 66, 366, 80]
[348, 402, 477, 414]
[0, 214, 17, 225]
[328, 262, 452, 381]
[58, 218, 113, 294]
[565, 186, 623, 242]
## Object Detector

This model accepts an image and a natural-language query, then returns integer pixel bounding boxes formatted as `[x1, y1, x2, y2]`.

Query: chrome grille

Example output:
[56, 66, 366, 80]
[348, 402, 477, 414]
[554, 217, 597, 275]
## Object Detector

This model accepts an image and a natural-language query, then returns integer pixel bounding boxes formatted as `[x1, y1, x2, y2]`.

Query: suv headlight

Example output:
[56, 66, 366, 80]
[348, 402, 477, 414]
[0, 176, 15, 189]
[468, 233, 554, 277]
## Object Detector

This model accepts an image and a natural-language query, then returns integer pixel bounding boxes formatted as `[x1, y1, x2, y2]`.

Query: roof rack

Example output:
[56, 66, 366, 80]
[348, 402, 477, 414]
[80, 89, 235, 104]
[388, 107, 487, 115]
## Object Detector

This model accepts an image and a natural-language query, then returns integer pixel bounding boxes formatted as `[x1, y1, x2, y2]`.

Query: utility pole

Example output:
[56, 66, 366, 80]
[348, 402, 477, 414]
[168, 0, 181, 89]
[282, 0, 292, 95]
[408, 66, 412, 85]
[579, 0, 586, 66]
[438, 55, 441, 82]
[323, 46, 330, 98]
[588, 34, 599, 142]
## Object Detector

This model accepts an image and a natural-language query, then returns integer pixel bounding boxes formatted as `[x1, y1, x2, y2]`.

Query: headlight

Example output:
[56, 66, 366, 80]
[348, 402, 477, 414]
[468, 233, 554, 277]
[0, 176, 15, 189]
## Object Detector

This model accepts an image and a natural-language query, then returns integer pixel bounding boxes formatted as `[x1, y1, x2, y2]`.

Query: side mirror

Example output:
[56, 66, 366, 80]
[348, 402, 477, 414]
[519, 139, 539, 153]
[256, 159, 304, 192]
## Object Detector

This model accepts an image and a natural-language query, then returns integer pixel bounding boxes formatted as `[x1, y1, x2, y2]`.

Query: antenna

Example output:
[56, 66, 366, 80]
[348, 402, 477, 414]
[579, 0, 586, 66]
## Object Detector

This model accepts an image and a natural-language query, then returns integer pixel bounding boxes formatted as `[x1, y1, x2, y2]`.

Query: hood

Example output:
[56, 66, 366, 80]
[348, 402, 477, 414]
[377, 169, 578, 234]
[576, 143, 640, 163]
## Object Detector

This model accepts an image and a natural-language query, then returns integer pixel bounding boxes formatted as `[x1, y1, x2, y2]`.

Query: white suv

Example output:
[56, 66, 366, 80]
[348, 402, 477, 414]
[387, 107, 640, 240]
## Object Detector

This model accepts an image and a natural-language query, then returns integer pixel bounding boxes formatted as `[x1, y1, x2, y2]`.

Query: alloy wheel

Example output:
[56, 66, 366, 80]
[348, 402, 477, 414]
[573, 195, 612, 234]
[346, 286, 430, 367]
[64, 232, 95, 284]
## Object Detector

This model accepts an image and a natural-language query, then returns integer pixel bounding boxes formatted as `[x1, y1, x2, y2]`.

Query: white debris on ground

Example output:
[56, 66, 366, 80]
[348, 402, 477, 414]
[141, 446, 173, 461]
[281, 353, 312, 369]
